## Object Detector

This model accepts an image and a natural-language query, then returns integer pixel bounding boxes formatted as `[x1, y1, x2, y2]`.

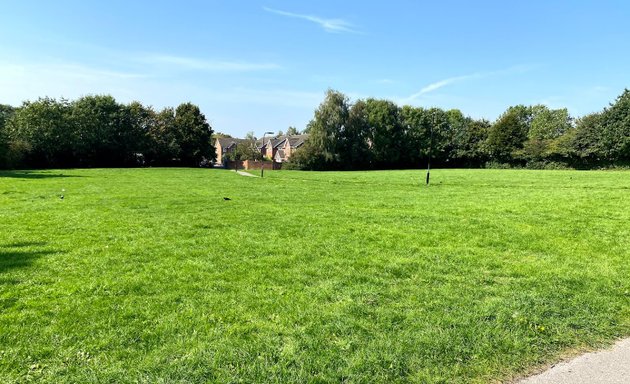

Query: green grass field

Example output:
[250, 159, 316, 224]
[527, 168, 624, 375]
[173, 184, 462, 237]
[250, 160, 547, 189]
[1, 168, 629, 383]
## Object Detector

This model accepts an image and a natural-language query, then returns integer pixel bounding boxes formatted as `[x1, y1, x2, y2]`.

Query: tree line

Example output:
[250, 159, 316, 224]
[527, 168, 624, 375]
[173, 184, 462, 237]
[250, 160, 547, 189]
[0, 95, 214, 169]
[2, 90, 628, 171]
[287, 89, 630, 170]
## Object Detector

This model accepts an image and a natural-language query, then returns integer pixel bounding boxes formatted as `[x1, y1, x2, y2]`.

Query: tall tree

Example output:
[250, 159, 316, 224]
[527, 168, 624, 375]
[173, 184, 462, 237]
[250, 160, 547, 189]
[444, 109, 468, 166]
[572, 112, 605, 164]
[147, 107, 179, 165]
[529, 105, 572, 140]
[8, 97, 74, 167]
[225, 131, 262, 161]
[299, 89, 349, 169]
[451, 117, 491, 167]
[365, 98, 404, 167]
[599, 89, 630, 162]
[424, 108, 451, 166]
[126, 101, 156, 165]
[0, 104, 16, 168]
[487, 105, 532, 163]
[226, 139, 262, 161]
[0, 104, 14, 131]
[520, 105, 573, 162]
[338, 99, 372, 169]
[71, 95, 140, 167]
[400, 105, 431, 166]
[286, 126, 300, 135]
[245, 131, 256, 141]
[173, 102, 214, 166]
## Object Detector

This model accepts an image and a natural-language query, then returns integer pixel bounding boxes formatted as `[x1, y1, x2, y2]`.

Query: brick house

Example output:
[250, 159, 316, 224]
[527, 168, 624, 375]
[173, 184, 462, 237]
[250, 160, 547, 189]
[273, 135, 309, 162]
[216, 134, 308, 165]
[260, 134, 309, 163]
[214, 137, 248, 163]
[259, 136, 285, 160]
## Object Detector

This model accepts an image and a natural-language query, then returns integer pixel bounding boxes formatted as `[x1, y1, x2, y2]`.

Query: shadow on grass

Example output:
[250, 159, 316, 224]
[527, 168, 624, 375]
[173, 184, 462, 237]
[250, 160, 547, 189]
[0, 171, 83, 179]
[5, 241, 48, 248]
[0, 244, 58, 276]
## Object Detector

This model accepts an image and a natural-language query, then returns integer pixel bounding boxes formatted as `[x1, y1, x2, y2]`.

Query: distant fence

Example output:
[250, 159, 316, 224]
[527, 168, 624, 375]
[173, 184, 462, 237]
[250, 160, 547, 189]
[224, 160, 282, 170]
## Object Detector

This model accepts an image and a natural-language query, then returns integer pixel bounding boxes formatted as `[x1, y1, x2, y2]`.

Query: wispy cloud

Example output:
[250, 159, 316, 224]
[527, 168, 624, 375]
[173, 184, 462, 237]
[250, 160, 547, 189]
[401, 65, 538, 104]
[140, 54, 281, 72]
[263, 7, 359, 34]
[0, 61, 149, 105]
[410, 74, 477, 98]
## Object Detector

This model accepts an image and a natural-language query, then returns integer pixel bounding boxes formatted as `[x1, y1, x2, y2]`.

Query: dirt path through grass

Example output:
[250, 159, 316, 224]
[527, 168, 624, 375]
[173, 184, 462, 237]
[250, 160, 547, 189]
[236, 170, 257, 177]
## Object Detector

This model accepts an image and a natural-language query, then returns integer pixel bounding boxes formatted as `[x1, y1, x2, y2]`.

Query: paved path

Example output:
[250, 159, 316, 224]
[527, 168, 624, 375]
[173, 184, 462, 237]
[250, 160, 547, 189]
[518, 338, 630, 384]
[236, 170, 257, 177]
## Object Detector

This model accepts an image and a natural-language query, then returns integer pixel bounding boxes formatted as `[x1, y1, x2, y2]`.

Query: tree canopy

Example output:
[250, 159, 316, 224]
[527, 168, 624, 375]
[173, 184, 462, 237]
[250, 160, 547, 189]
[3, 88, 630, 170]
[1, 96, 214, 169]
[287, 88, 630, 170]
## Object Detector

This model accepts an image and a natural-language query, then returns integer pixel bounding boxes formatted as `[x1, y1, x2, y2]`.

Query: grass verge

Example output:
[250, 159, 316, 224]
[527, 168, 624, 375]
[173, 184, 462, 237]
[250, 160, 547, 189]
[1, 168, 629, 383]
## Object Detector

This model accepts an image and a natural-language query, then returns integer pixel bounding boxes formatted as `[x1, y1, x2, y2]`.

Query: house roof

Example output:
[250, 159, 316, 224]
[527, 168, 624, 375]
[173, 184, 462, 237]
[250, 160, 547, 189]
[286, 135, 308, 148]
[255, 137, 272, 149]
[271, 136, 288, 148]
[216, 137, 248, 149]
[257, 136, 283, 150]
[259, 134, 309, 150]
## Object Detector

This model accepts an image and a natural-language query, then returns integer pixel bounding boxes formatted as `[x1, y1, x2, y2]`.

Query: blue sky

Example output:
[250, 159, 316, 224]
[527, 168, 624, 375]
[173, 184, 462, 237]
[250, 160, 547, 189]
[1, 1, 629, 137]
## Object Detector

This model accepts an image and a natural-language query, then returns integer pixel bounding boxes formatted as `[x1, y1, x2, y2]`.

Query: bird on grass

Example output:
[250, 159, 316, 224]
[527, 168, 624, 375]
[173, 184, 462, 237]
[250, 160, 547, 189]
[223, 197, 231, 201]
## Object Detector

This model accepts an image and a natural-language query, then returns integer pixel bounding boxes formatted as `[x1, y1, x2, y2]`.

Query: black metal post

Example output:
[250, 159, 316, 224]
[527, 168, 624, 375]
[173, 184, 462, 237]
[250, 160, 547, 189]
[260, 131, 273, 178]
[261, 133, 267, 178]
